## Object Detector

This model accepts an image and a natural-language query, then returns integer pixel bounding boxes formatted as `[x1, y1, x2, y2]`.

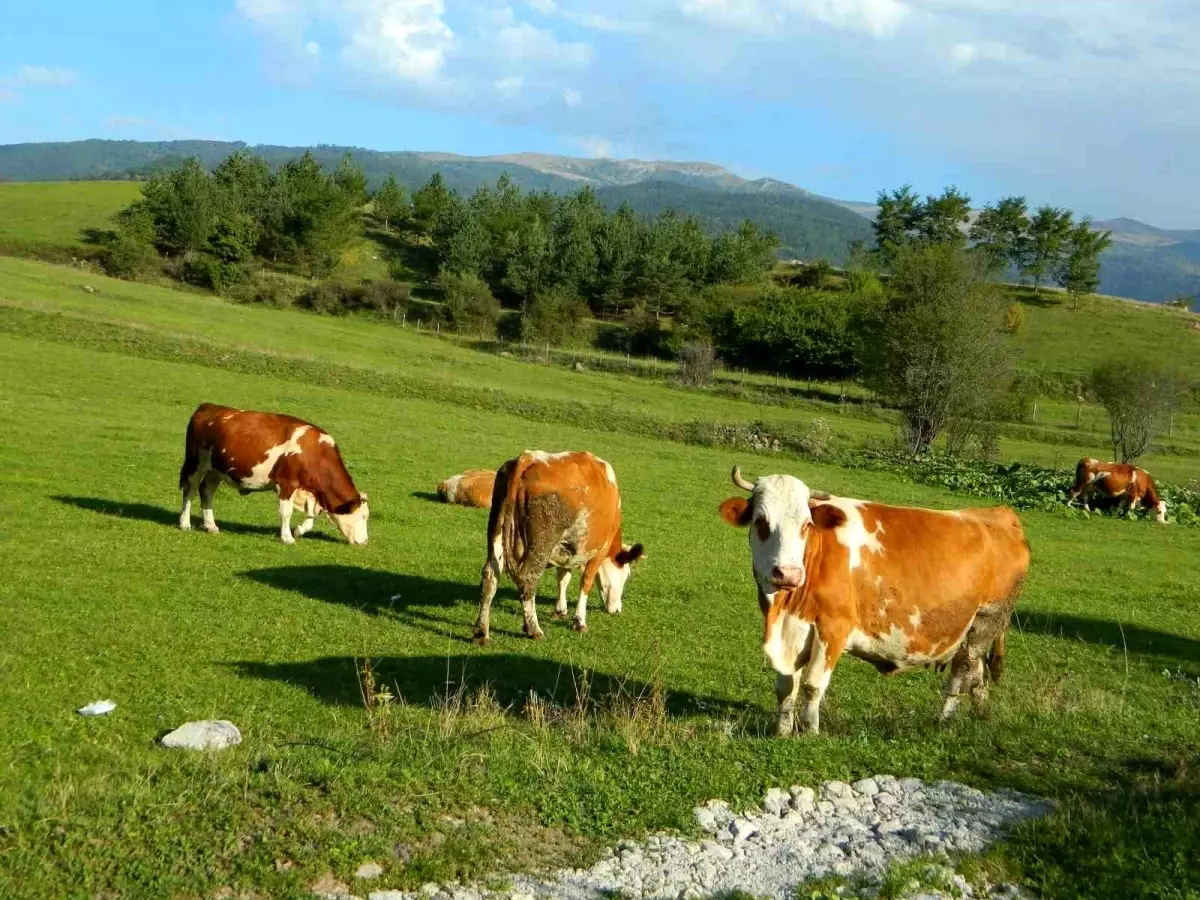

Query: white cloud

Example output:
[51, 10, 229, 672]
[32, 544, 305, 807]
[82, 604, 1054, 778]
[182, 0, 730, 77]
[0, 63, 79, 102]
[495, 75, 524, 98]
[304, 40, 321, 55]
[575, 135, 613, 157]
[562, 87, 583, 107]
[676, 0, 908, 36]
[526, 0, 556, 12]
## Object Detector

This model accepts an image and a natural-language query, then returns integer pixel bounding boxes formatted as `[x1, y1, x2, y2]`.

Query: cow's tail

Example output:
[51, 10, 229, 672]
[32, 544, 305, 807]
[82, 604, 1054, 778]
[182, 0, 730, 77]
[490, 456, 533, 577]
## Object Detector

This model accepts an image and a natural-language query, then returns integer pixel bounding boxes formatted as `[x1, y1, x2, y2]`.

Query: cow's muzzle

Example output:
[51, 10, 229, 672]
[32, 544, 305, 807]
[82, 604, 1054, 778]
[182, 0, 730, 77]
[770, 566, 804, 590]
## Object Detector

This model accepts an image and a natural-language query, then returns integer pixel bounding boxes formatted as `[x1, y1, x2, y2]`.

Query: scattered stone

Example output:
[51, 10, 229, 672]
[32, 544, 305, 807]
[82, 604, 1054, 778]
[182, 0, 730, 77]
[366, 776, 1049, 899]
[309, 872, 353, 897]
[78, 699, 116, 717]
[161, 720, 241, 750]
[275, 858, 295, 873]
[356, 862, 384, 880]
[83, 285, 96, 293]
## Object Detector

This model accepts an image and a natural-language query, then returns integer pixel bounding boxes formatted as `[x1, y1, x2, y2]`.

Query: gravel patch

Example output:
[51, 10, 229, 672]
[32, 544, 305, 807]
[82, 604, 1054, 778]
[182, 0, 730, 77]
[312, 776, 1050, 900]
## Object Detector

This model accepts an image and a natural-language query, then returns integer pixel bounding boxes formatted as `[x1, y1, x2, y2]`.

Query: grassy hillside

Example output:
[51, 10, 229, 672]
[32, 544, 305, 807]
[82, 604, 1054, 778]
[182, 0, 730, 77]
[0, 181, 139, 252]
[1, 255, 1198, 897]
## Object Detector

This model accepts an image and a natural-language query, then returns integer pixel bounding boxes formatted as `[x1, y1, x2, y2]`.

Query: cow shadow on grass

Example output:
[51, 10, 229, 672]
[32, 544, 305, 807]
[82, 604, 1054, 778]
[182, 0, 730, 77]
[238, 564, 542, 642]
[410, 490, 445, 504]
[52, 495, 339, 541]
[1016, 611, 1200, 672]
[233, 651, 751, 720]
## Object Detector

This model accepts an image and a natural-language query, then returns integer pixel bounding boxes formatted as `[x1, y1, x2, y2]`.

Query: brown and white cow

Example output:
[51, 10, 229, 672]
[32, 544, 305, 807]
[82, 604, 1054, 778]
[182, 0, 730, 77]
[437, 469, 496, 508]
[178, 403, 369, 545]
[719, 467, 1029, 735]
[1067, 457, 1167, 523]
[474, 450, 644, 643]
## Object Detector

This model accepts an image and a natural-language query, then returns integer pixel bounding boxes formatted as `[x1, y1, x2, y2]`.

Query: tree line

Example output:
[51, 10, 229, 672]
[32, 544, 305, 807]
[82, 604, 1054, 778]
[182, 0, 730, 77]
[872, 186, 1113, 305]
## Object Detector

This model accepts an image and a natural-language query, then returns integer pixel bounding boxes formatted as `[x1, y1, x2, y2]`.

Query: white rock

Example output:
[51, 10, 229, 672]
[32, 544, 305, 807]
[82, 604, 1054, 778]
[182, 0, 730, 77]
[355, 862, 383, 880]
[368, 893, 407, 900]
[78, 700, 116, 717]
[160, 720, 241, 750]
[763, 788, 791, 816]
[852, 778, 880, 797]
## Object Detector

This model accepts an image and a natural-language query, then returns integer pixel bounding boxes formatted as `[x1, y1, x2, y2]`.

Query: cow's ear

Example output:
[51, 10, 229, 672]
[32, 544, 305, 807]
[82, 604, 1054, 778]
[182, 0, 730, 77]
[811, 503, 847, 530]
[719, 497, 752, 527]
[616, 543, 645, 566]
[359, 492, 369, 504]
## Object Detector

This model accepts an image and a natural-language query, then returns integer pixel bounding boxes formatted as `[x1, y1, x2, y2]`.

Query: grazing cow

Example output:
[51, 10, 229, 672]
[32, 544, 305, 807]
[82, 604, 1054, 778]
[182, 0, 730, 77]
[1067, 457, 1167, 523]
[719, 467, 1029, 735]
[474, 450, 644, 643]
[179, 403, 369, 545]
[437, 469, 496, 508]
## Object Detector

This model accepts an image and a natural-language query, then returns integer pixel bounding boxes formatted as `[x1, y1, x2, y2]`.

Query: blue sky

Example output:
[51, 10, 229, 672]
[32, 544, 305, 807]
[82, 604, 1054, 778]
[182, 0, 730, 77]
[2, 0, 1198, 226]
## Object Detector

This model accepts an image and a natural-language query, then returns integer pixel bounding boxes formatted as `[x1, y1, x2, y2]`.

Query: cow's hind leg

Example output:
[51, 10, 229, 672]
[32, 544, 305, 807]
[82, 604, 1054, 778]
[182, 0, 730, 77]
[518, 578, 545, 640]
[941, 607, 1010, 719]
[199, 471, 222, 534]
[553, 568, 571, 619]
[179, 454, 203, 531]
[473, 535, 503, 644]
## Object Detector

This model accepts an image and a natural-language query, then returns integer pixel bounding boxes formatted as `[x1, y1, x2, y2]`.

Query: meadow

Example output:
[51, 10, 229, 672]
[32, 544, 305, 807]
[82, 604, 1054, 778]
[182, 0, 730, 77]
[0, 255, 1198, 898]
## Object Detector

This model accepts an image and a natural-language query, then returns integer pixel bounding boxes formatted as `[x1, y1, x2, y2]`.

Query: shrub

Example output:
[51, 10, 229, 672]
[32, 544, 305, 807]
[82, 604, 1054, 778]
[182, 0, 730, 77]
[299, 280, 352, 315]
[363, 280, 410, 320]
[442, 272, 500, 337]
[676, 341, 717, 387]
[796, 418, 836, 460]
[182, 256, 246, 293]
[1004, 301, 1026, 333]
[521, 286, 591, 347]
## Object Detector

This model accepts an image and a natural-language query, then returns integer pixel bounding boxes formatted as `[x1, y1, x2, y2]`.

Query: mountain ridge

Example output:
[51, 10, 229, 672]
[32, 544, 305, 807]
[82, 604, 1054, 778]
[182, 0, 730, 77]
[0, 139, 1195, 303]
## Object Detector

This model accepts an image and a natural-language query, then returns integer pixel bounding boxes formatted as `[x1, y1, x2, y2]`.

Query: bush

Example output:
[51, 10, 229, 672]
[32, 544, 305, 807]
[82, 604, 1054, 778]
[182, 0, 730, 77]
[182, 256, 246, 293]
[1004, 301, 1026, 333]
[100, 236, 156, 279]
[796, 418, 837, 460]
[299, 280, 352, 315]
[676, 341, 717, 387]
[442, 272, 500, 337]
[363, 280, 410, 320]
[1092, 357, 1185, 462]
[521, 287, 591, 347]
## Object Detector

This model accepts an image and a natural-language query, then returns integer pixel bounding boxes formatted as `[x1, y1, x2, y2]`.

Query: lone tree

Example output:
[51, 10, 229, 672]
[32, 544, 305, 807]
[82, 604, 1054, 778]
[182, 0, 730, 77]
[864, 244, 1013, 454]
[1092, 358, 1184, 462]
[372, 174, 407, 231]
[1019, 205, 1073, 293]
[969, 196, 1028, 273]
[1056, 219, 1113, 310]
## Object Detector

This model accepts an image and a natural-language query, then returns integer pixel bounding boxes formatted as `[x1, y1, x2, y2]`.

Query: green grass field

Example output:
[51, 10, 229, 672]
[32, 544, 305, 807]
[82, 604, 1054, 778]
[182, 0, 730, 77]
[1, 256, 1199, 898]
[0, 181, 140, 252]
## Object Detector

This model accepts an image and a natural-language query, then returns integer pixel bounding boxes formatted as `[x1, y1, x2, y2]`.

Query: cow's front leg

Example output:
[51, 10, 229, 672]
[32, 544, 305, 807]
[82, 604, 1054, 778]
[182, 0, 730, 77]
[553, 567, 571, 619]
[775, 672, 800, 736]
[294, 495, 317, 537]
[278, 494, 296, 545]
[797, 630, 844, 735]
[199, 471, 222, 533]
[573, 560, 603, 633]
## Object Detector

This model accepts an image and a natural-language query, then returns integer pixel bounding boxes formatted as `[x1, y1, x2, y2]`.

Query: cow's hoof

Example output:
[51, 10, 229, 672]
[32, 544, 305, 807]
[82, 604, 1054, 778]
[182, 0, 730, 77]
[203, 525, 220, 535]
[571, 619, 588, 634]
[472, 631, 490, 646]
[280, 536, 295, 545]
[552, 610, 569, 620]
[526, 630, 545, 641]
[179, 522, 191, 532]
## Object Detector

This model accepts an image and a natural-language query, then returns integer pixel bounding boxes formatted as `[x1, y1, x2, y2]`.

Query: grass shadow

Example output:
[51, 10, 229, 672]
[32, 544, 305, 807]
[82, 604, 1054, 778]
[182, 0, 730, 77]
[239, 565, 469, 615]
[233, 651, 752, 719]
[53, 495, 338, 541]
[1016, 610, 1200, 672]
[410, 490, 446, 504]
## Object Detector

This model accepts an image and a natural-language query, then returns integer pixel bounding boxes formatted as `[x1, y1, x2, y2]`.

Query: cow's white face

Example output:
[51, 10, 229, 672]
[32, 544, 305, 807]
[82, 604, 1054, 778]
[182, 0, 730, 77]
[597, 543, 645, 613]
[330, 495, 370, 545]
[721, 475, 813, 597]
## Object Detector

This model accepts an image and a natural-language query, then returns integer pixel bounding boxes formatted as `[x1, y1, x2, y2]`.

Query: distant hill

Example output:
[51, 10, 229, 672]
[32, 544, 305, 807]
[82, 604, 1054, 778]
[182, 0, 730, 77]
[1, 139, 1196, 298]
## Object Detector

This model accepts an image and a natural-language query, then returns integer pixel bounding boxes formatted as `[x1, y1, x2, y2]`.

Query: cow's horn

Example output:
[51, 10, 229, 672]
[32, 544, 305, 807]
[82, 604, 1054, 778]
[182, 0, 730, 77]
[731, 466, 755, 492]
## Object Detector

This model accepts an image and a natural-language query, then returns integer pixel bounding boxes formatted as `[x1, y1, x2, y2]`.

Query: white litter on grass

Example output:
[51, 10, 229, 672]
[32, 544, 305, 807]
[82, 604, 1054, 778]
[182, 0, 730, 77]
[78, 700, 116, 717]
[161, 720, 242, 750]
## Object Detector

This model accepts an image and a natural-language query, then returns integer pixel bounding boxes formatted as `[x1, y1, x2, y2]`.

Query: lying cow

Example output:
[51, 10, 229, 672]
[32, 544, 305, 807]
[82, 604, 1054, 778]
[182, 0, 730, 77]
[179, 403, 369, 545]
[1067, 457, 1167, 523]
[437, 469, 496, 508]
[719, 467, 1029, 735]
[474, 450, 644, 643]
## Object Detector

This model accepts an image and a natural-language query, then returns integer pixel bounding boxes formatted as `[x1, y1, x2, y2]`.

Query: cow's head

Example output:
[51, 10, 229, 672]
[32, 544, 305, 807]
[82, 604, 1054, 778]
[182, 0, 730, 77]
[597, 542, 646, 614]
[1155, 500, 1168, 524]
[329, 493, 370, 545]
[719, 466, 843, 601]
